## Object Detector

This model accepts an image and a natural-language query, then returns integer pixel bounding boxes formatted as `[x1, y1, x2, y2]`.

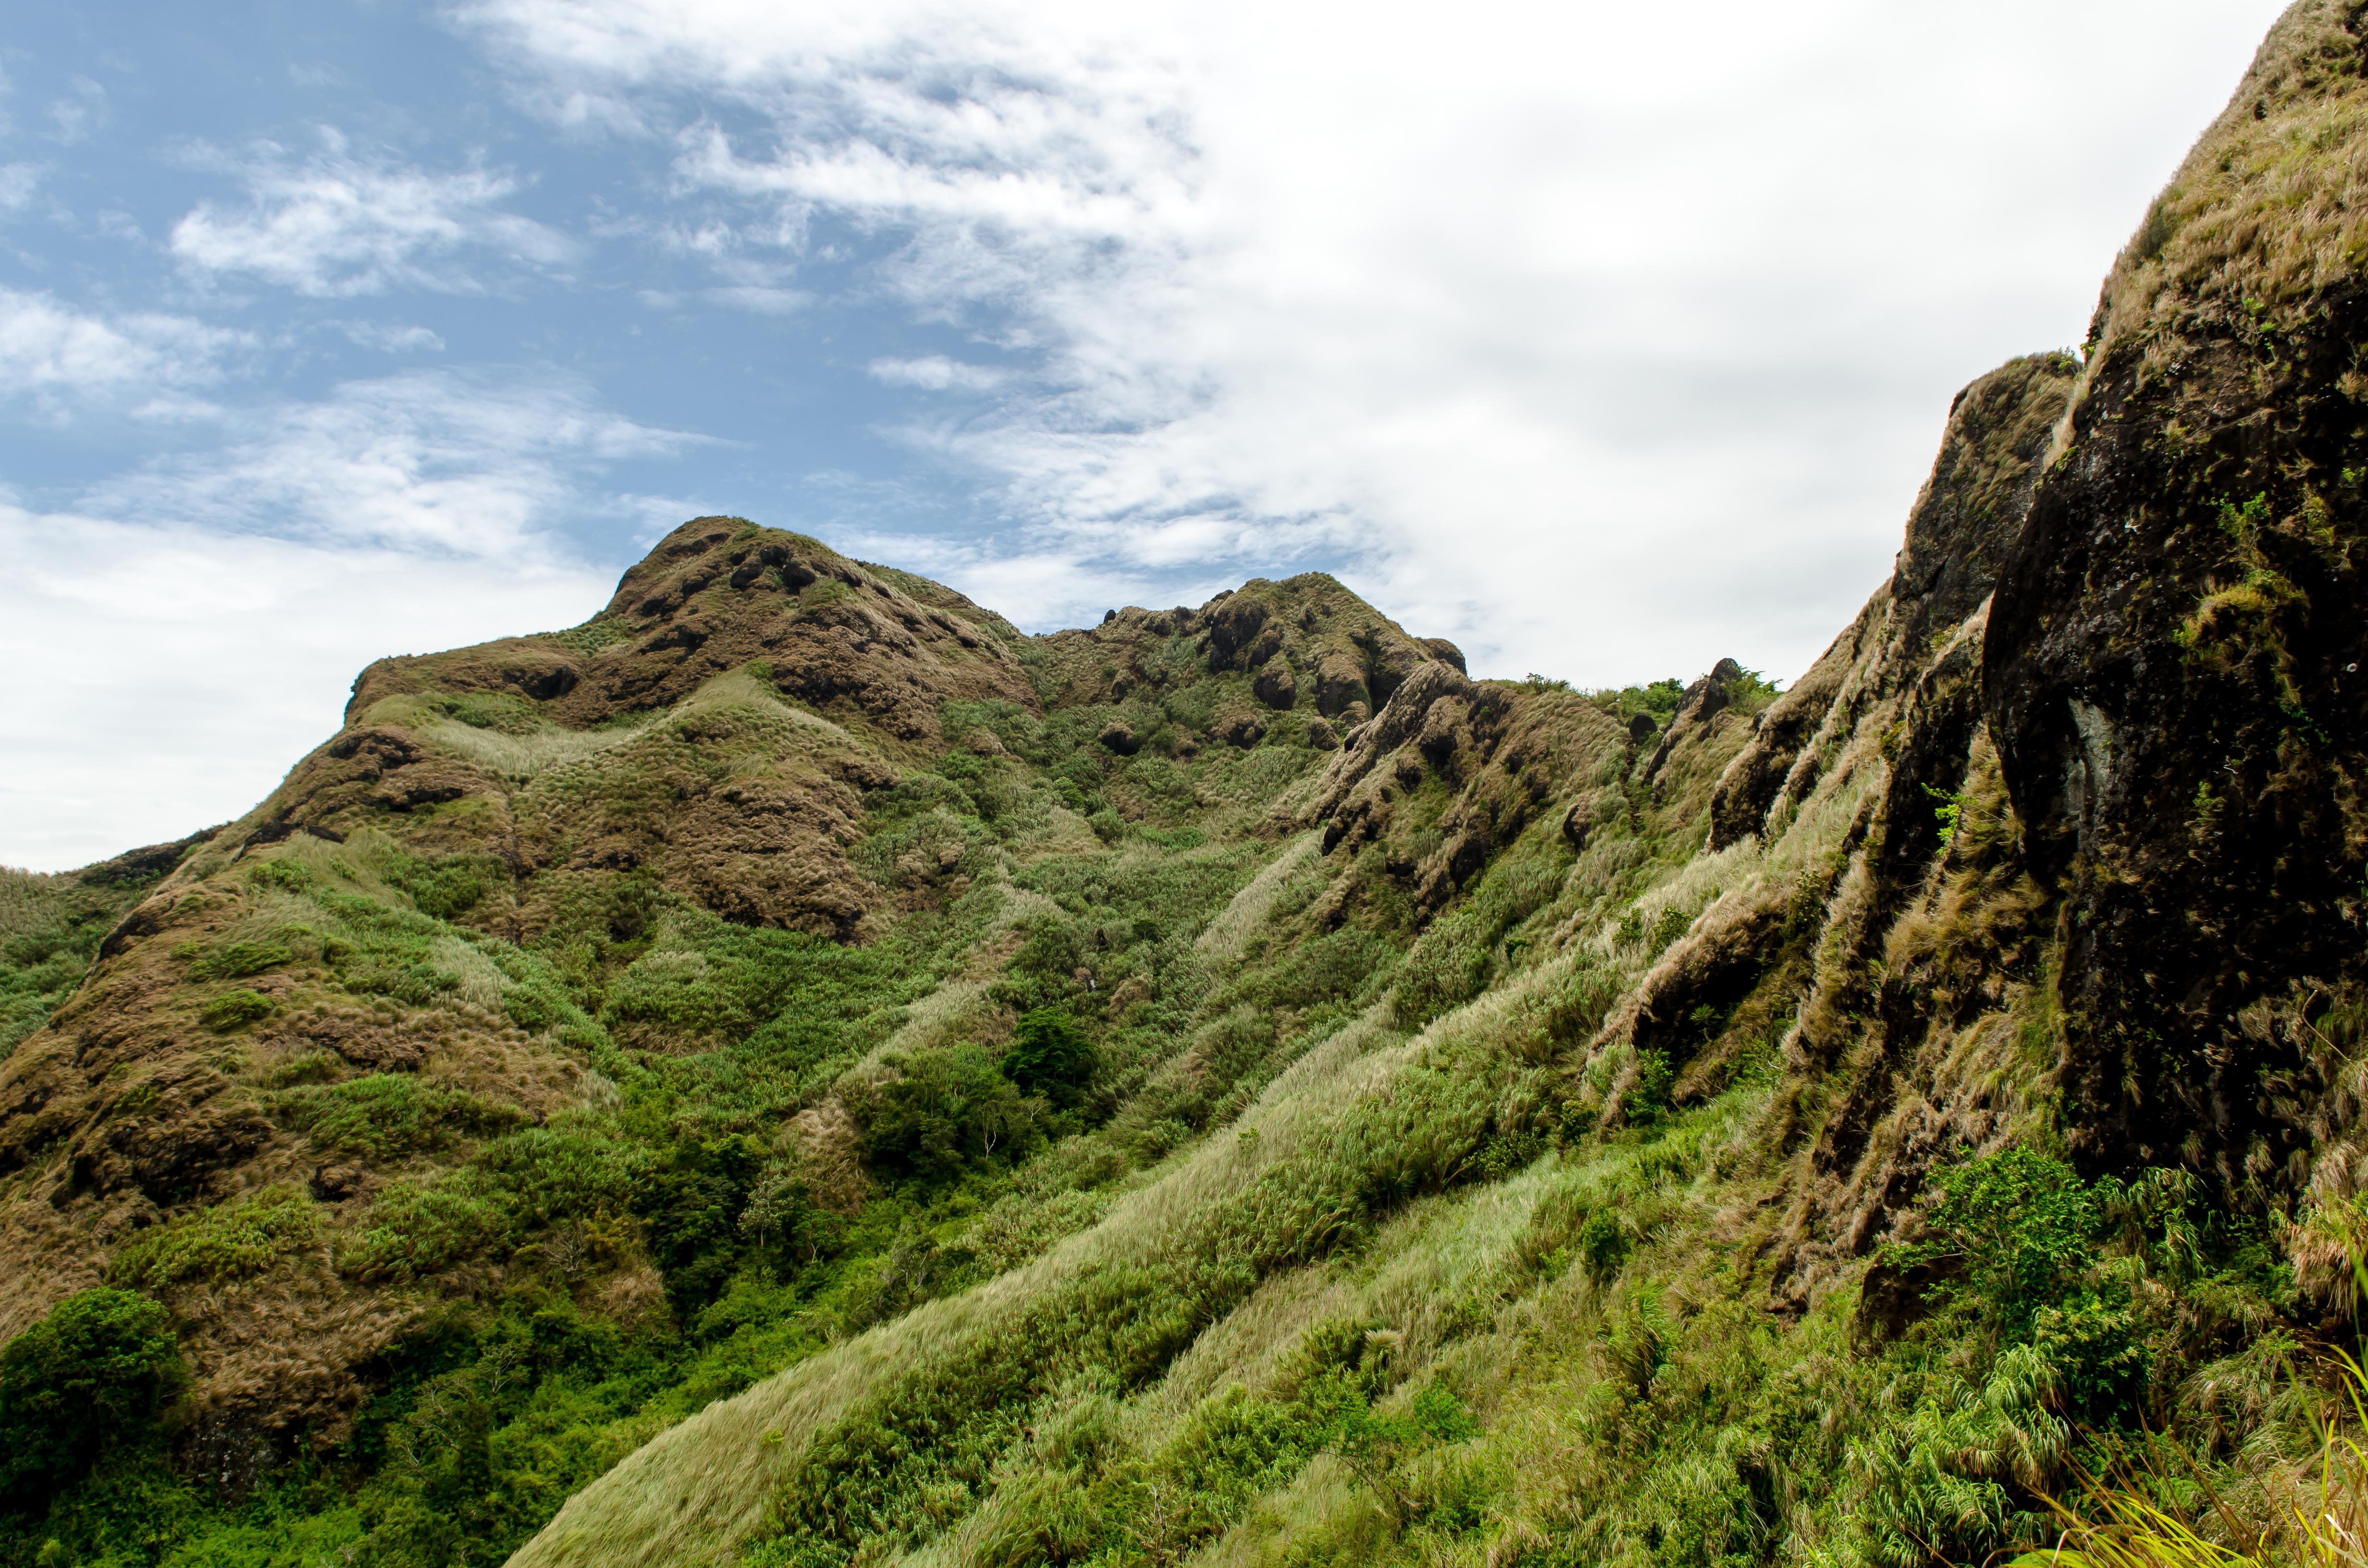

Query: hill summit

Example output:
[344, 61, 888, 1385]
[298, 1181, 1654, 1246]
[8, 5, 2368, 1565]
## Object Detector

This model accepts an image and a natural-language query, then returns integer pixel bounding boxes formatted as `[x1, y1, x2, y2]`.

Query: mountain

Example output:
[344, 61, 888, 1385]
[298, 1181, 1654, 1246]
[6, 4, 2368, 1565]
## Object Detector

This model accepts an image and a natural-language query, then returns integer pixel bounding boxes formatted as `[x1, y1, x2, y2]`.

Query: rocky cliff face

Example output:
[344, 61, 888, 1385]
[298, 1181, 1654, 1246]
[11, 7, 2368, 1566]
[0, 520, 1468, 1460]
[1987, 0, 2368, 1192]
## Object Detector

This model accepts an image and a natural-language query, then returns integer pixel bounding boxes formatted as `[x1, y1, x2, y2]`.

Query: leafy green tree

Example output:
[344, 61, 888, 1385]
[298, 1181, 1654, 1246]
[999, 1009, 1098, 1107]
[851, 1044, 1042, 1179]
[1320, 1382, 1477, 1526]
[1903, 1147, 2108, 1338]
[0, 1288, 189, 1513]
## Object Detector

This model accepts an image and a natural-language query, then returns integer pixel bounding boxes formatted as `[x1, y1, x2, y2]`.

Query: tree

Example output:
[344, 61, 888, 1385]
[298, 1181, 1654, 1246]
[1323, 1383, 1477, 1526]
[0, 1288, 189, 1512]
[1000, 1009, 1098, 1108]
[852, 1044, 1043, 1178]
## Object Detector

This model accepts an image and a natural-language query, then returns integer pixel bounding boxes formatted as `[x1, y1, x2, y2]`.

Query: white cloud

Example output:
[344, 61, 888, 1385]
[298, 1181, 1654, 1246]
[170, 129, 579, 296]
[0, 367, 710, 869]
[0, 162, 44, 215]
[0, 506, 608, 871]
[705, 284, 809, 314]
[84, 369, 708, 560]
[870, 355, 1009, 392]
[340, 320, 447, 352]
[462, 0, 2291, 683]
[0, 286, 244, 415]
[45, 77, 106, 146]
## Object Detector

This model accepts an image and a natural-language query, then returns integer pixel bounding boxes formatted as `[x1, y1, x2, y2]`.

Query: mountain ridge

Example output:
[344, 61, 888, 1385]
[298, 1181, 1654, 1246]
[7, 5, 2368, 1566]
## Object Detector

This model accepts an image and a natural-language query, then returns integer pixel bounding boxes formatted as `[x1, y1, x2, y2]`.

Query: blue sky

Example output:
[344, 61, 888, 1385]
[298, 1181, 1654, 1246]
[1, 0, 2291, 868]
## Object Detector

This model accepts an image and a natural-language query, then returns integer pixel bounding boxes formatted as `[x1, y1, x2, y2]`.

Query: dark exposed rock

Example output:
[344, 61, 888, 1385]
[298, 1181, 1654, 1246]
[1314, 653, 1369, 718]
[1978, 6, 2368, 1180]
[1097, 720, 1141, 756]
[1642, 659, 1742, 782]
[1204, 597, 1270, 669]
[1853, 1253, 1965, 1349]
[1211, 707, 1266, 748]
[75, 827, 222, 888]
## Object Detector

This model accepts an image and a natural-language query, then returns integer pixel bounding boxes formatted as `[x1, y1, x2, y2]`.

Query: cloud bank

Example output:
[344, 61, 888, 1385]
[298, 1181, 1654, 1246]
[170, 130, 579, 296]
[462, 0, 2288, 680]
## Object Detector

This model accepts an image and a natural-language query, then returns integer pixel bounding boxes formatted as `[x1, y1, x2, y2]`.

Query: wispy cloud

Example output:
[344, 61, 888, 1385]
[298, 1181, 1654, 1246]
[170, 129, 579, 296]
[2, 361, 709, 866]
[84, 369, 707, 560]
[0, 286, 245, 416]
[45, 76, 106, 146]
[0, 162, 44, 215]
[869, 355, 1009, 392]
[339, 320, 446, 353]
[459, 0, 2289, 681]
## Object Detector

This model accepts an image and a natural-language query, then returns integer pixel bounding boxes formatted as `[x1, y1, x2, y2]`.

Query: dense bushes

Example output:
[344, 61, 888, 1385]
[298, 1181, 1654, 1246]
[0, 1289, 187, 1514]
[1825, 1147, 2288, 1567]
[276, 1074, 529, 1159]
[600, 915, 926, 1083]
[1000, 1009, 1098, 1106]
[0, 868, 165, 1053]
[847, 1045, 1043, 1180]
[378, 848, 508, 921]
[108, 1188, 323, 1290]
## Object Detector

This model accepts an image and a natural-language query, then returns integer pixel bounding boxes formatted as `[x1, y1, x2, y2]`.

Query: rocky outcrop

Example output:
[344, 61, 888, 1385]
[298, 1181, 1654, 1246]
[1986, 0, 2368, 1182]
[349, 518, 1036, 744]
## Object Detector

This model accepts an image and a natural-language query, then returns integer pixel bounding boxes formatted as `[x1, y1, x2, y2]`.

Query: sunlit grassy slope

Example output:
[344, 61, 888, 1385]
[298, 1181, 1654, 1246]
[17, 8, 2368, 1566]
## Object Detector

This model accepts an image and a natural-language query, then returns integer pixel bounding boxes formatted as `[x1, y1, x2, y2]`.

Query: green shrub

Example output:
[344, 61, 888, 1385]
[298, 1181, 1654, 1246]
[0, 1289, 188, 1512]
[847, 1045, 1042, 1180]
[1626, 1049, 1674, 1125]
[1897, 1147, 2107, 1338]
[1579, 1208, 1632, 1283]
[339, 1175, 516, 1281]
[107, 1187, 322, 1291]
[633, 1133, 765, 1316]
[245, 857, 320, 893]
[472, 1125, 644, 1226]
[1318, 1381, 1478, 1526]
[198, 989, 274, 1032]
[1838, 1344, 2062, 1568]
[275, 1073, 529, 1160]
[601, 915, 924, 1071]
[0, 874, 141, 1054]
[184, 938, 292, 981]
[999, 1010, 1098, 1107]
[380, 849, 508, 921]
[2030, 1294, 2148, 1423]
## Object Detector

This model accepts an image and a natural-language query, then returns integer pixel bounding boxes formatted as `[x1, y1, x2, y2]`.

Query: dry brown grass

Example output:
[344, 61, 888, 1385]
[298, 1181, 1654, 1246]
[2053, 0, 2368, 460]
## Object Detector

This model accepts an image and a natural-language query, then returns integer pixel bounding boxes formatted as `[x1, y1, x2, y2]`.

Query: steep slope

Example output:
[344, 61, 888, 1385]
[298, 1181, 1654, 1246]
[1986, 2, 2368, 1192]
[10, 8, 2368, 1568]
[0, 521, 1488, 1562]
[501, 9, 2368, 1560]
[506, 347, 2072, 1568]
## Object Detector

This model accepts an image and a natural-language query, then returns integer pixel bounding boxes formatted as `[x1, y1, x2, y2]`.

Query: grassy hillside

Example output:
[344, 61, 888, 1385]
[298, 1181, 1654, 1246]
[13, 5, 2368, 1567]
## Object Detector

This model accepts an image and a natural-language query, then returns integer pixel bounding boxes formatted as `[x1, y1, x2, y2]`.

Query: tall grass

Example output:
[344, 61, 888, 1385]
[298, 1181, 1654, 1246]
[2018, 1356, 2368, 1568]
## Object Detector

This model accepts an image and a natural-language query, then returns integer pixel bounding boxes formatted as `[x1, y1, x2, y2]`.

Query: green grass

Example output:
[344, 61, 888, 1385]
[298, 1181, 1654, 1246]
[12, 394, 2361, 1568]
[0, 866, 165, 1055]
[107, 1188, 324, 1291]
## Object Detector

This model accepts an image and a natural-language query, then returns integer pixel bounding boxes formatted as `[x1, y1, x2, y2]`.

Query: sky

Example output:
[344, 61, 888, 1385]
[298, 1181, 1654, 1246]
[0, 0, 2293, 871]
